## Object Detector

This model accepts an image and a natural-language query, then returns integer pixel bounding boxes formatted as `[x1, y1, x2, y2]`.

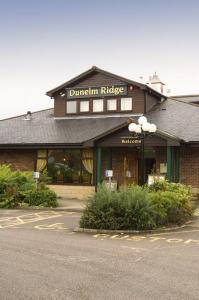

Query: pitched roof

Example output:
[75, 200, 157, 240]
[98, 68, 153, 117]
[46, 66, 165, 99]
[0, 98, 198, 147]
[171, 94, 199, 104]
[146, 98, 199, 142]
[0, 109, 130, 146]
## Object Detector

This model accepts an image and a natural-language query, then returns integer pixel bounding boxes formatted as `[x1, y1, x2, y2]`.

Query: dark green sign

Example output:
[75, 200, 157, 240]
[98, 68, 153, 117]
[67, 85, 127, 99]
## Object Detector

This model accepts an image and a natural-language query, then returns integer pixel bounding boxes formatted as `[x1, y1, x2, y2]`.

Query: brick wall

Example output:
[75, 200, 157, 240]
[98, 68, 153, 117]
[180, 146, 199, 187]
[48, 185, 95, 200]
[153, 146, 199, 187]
[0, 149, 36, 171]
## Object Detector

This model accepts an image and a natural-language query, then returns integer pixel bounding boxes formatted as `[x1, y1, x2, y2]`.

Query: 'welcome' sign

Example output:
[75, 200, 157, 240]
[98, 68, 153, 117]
[67, 85, 127, 99]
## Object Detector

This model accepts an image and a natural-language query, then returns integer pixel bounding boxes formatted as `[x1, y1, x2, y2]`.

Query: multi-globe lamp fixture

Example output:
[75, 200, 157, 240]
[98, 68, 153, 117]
[128, 116, 157, 135]
[128, 116, 157, 185]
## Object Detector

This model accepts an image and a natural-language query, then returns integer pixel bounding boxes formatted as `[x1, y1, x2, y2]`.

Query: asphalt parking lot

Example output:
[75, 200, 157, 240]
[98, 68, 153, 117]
[1, 209, 199, 300]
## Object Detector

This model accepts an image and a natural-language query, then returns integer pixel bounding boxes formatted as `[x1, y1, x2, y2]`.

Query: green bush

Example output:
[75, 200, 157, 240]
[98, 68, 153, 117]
[80, 181, 194, 230]
[80, 185, 157, 230]
[0, 165, 58, 208]
[23, 188, 58, 207]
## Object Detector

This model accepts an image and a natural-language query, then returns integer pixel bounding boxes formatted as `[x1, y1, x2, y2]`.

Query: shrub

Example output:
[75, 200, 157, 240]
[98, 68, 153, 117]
[23, 187, 58, 208]
[80, 181, 194, 230]
[80, 185, 157, 230]
[148, 181, 193, 225]
[0, 165, 58, 208]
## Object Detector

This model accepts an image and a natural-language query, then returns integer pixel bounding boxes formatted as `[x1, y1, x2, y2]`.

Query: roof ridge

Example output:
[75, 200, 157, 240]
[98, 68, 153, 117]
[0, 107, 53, 122]
[46, 65, 166, 99]
[168, 97, 199, 108]
[171, 94, 199, 98]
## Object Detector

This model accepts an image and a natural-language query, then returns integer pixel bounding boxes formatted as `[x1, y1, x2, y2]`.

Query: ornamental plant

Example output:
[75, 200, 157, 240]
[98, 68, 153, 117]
[80, 182, 194, 230]
[0, 165, 58, 208]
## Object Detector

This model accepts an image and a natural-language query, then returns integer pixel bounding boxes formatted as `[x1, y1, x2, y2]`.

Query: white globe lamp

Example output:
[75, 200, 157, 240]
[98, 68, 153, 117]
[134, 124, 141, 134]
[142, 122, 151, 132]
[138, 116, 147, 125]
[128, 123, 137, 132]
[149, 124, 157, 133]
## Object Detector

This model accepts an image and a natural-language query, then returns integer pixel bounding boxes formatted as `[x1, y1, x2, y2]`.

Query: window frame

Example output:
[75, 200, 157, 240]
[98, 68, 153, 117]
[106, 98, 117, 112]
[46, 149, 94, 186]
[120, 97, 133, 111]
[66, 100, 77, 114]
[80, 100, 90, 113]
[92, 98, 104, 113]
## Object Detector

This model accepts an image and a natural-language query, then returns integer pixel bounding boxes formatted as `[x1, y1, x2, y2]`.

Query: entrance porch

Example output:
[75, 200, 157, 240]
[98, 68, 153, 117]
[96, 146, 180, 188]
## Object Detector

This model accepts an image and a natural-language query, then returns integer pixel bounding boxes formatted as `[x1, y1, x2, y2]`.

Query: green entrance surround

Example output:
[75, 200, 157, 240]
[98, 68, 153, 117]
[175, 147, 180, 182]
[96, 147, 102, 186]
[167, 146, 173, 182]
[167, 146, 180, 182]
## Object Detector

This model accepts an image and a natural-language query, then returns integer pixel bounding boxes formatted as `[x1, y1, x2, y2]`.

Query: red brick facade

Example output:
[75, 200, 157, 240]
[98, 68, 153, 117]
[0, 150, 36, 171]
[180, 146, 199, 187]
[0, 146, 198, 187]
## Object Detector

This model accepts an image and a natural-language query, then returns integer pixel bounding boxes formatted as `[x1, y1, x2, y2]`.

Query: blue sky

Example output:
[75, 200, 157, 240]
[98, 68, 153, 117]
[0, 0, 199, 118]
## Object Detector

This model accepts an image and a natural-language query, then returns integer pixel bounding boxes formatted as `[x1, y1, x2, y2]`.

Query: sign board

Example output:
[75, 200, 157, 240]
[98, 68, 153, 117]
[148, 175, 165, 186]
[67, 85, 127, 99]
[105, 170, 113, 177]
[33, 172, 40, 179]
[121, 139, 141, 144]
[160, 163, 167, 174]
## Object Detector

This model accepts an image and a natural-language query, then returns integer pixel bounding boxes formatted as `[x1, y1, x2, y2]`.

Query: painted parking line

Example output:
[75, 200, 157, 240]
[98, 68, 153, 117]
[34, 223, 68, 231]
[0, 211, 75, 229]
[93, 233, 199, 246]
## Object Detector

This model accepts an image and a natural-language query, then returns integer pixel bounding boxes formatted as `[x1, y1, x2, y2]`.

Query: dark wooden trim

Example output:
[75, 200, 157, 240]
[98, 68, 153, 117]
[0, 144, 83, 150]
[46, 66, 146, 97]
[65, 96, 134, 116]
[144, 91, 147, 114]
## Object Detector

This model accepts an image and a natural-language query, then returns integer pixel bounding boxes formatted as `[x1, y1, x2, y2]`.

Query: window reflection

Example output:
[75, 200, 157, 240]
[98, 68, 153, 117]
[47, 149, 93, 185]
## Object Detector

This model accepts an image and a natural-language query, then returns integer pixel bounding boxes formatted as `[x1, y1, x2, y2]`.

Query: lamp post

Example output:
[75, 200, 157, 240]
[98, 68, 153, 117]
[128, 116, 157, 185]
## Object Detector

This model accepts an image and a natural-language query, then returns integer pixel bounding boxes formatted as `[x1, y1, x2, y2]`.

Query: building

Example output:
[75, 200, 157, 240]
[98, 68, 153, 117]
[0, 66, 199, 198]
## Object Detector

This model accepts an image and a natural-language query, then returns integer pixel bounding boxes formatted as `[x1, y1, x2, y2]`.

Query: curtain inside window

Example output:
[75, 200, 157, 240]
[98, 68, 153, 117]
[36, 159, 47, 172]
[82, 149, 93, 183]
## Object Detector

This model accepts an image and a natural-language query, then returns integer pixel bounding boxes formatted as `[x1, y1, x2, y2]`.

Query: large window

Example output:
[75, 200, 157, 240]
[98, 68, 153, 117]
[121, 97, 132, 111]
[107, 99, 117, 111]
[47, 149, 93, 185]
[66, 101, 77, 114]
[80, 100, 89, 112]
[93, 99, 103, 112]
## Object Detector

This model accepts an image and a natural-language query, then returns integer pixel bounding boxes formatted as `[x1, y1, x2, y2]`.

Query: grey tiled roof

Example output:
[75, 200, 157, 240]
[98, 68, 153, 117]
[146, 99, 199, 142]
[171, 94, 199, 104]
[0, 109, 129, 145]
[0, 99, 199, 146]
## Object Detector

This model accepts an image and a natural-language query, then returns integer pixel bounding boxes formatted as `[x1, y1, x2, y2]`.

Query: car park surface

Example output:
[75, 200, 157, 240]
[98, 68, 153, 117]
[0, 209, 199, 300]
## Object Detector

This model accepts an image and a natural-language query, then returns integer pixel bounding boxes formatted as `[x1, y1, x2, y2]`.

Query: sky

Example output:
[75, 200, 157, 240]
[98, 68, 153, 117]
[0, 0, 199, 119]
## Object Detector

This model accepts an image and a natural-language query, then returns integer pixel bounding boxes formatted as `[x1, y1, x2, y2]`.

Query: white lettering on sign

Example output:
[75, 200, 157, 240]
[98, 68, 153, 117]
[121, 139, 141, 144]
[67, 85, 127, 99]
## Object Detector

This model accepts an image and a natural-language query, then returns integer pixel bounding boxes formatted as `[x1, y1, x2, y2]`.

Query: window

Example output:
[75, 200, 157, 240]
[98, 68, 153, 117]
[107, 99, 117, 111]
[47, 149, 93, 184]
[121, 97, 132, 111]
[80, 100, 89, 112]
[93, 99, 103, 112]
[66, 101, 77, 113]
